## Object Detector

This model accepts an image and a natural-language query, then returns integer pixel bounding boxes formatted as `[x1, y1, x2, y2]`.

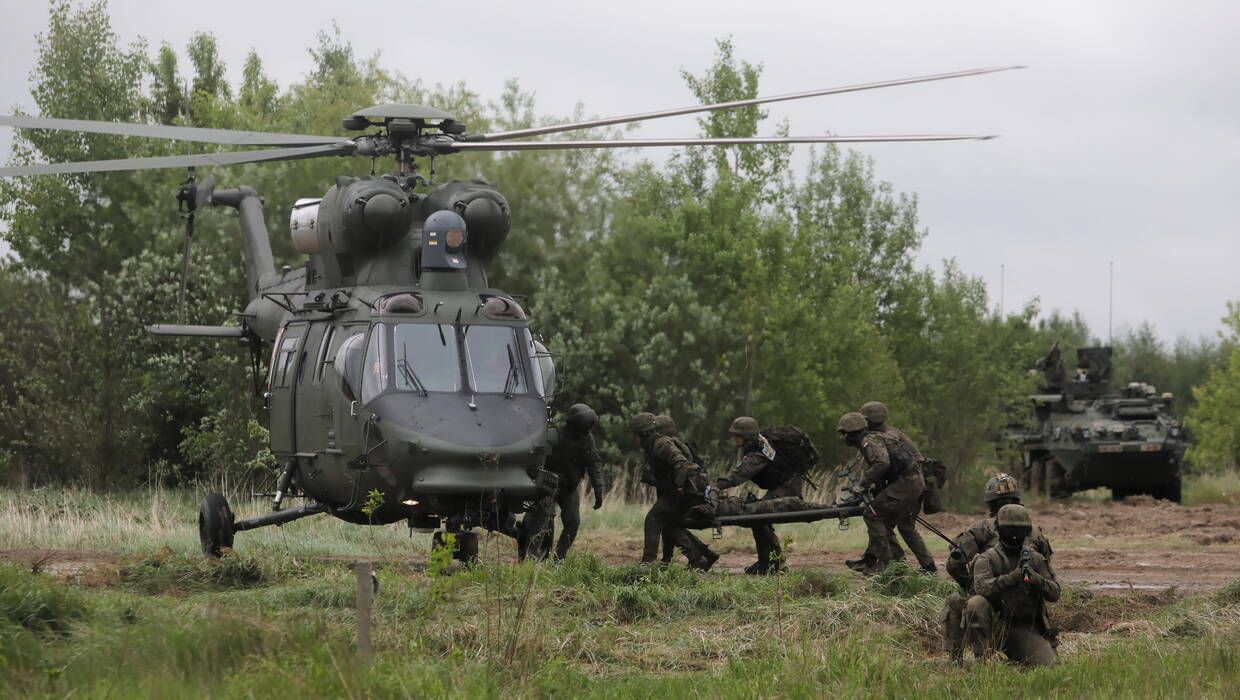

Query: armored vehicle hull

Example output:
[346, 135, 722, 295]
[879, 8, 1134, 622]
[1013, 347, 1186, 502]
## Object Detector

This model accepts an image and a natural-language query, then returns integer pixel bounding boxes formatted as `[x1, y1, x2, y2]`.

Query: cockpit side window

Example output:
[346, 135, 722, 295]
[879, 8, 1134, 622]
[465, 326, 527, 394]
[333, 333, 366, 401]
[361, 325, 389, 404]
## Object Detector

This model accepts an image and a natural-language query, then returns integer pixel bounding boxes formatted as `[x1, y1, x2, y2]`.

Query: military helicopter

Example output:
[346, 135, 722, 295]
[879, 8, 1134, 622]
[0, 65, 1021, 560]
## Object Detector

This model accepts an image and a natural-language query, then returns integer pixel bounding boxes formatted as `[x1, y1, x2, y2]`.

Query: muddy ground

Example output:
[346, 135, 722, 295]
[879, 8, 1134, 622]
[2, 496, 1238, 593]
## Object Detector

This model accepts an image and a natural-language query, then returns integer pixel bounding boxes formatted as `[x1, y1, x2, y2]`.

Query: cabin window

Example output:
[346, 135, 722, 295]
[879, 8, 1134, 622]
[465, 326, 527, 394]
[314, 326, 336, 384]
[273, 336, 299, 388]
[333, 333, 366, 400]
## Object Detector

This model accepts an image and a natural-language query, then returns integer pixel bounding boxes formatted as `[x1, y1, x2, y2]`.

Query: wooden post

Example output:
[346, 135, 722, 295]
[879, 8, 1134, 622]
[355, 562, 374, 661]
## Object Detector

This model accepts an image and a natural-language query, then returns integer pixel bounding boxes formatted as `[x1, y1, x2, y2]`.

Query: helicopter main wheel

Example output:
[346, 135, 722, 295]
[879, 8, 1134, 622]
[199, 492, 235, 558]
[432, 530, 480, 566]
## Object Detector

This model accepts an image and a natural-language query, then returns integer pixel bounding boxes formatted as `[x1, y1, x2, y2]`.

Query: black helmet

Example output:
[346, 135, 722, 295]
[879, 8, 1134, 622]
[565, 403, 597, 433]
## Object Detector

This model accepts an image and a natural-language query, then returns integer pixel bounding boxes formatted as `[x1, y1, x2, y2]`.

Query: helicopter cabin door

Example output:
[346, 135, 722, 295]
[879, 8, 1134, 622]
[267, 321, 310, 456]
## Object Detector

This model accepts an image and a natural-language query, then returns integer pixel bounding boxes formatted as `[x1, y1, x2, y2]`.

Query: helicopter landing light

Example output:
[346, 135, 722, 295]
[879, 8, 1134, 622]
[402, 499, 420, 506]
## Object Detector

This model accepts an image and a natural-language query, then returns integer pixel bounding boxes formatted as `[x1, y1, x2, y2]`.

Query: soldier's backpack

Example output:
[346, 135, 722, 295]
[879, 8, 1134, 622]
[755, 425, 819, 489]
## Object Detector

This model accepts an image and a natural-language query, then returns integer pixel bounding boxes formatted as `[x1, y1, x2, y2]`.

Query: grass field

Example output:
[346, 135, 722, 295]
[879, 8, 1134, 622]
[1, 487, 1239, 698]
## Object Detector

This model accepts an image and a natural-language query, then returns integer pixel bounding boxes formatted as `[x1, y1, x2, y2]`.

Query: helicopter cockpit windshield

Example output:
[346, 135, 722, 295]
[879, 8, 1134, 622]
[359, 322, 536, 403]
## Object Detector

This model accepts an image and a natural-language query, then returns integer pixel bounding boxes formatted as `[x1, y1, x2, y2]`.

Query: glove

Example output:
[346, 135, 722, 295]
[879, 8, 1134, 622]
[997, 570, 1024, 589]
[593, 493, 604, 510]
[1024, 569, 1044, 589]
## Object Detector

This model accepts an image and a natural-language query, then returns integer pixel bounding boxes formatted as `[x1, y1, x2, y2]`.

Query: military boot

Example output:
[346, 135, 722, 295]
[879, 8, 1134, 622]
[846, 554, 874, 572]
[689, 548, 719, 572]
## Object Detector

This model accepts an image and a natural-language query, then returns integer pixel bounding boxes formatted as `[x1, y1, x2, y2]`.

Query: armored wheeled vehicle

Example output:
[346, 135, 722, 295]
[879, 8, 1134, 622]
[1012, 345, 1186, 502]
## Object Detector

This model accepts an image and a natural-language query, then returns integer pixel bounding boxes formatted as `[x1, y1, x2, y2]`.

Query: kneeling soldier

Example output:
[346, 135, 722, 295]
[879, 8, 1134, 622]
[963, 503, 1060, 666]
[941, 473, 1053, 662]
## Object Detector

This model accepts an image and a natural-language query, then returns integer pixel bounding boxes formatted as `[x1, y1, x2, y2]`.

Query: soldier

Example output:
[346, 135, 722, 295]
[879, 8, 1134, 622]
[963, 504, 1060, 666]
[711, 417, 802, 574]
[630, 412, 717, 570]
[655, 414, 684, 565]
[837, 412, 925, 576]
[941, 473, 1053, 663]
[519, 403, 607, 561]
[853, 401, 936, 574]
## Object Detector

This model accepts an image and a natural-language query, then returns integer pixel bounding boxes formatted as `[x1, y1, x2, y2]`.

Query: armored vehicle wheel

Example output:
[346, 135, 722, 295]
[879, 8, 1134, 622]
[199, 493, 235, 558]
[1153, 477, 1182, 503]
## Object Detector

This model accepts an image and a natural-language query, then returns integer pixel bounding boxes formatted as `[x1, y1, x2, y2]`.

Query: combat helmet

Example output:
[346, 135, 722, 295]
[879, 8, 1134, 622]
[995, 503, 1032, 527]
[728, 416, 760, 440]
[565, 403, 598, 433]
[655, 414, 678, 436]
[627, 412, 657, 434]
[837, 412, 867, 433]
[984, 473, 1022, 503]
[859, 401, 889, 425]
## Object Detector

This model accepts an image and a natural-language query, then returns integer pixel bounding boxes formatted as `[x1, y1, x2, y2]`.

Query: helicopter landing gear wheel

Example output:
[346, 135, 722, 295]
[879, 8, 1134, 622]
[432, 530, 480, 566]
[199, 493, 235, 558]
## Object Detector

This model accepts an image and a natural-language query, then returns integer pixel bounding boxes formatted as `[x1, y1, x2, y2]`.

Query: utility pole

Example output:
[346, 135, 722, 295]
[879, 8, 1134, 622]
[1000, 263, 1005, 317]
[1108, 261, 1114, 344]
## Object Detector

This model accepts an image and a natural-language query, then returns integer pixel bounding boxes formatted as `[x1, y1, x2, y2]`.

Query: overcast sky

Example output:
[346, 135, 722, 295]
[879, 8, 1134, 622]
[1, 0, 1236, 342]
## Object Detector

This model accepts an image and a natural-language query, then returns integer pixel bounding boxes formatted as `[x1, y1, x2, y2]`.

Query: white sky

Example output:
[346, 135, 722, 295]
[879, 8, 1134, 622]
[1, 0, 1237, 342]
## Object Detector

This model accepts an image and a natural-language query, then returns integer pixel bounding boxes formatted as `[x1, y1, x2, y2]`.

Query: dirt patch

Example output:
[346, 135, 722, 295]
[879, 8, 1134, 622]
[0, 548, 122, 585]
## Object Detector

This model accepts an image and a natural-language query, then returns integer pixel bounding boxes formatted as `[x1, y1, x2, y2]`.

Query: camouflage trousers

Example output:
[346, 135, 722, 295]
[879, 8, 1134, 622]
[642, 494, 712, 566]
[960, 595, 1057, 666]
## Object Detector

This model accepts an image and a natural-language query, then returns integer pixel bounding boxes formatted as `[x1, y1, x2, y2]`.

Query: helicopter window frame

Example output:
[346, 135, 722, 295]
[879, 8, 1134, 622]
[273, 336, 300, 388]
[314, 325, 336, 385]
[463, 325, 530, 395]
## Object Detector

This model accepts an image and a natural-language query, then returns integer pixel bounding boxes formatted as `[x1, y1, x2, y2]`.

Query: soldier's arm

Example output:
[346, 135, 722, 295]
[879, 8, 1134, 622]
[1029, 554, 1061, 602]
[651, 437, 695, 488]
[584, 435, 606, 495]
[973, 551, 1022, 596]
[858, 437, 890, 489]
[971, 552, 1000, 597]
[713, 453, 767, 490]
[1034, 526, 1054, 560]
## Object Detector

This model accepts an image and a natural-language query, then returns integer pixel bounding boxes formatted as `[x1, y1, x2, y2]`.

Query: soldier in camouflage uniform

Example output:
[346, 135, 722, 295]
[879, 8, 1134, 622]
[845, 402, 937, 574]
[630, 412, 718, 570]
[519, 403, 608, 561]
[963, 504, 1060, 666]
[711, 417, 802, 574]
[941, 473, 1053, 663]
[656, 414, 685, 565]
[837, 412, 926, 575]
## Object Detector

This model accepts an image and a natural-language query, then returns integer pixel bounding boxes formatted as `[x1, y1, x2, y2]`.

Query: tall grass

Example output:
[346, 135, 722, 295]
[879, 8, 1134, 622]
[1, 557, 1237, 698]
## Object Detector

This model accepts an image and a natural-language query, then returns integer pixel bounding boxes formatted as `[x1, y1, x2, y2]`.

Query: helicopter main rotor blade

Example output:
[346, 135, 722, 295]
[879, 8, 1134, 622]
[0, 114, 346, 147]
[470, 65, 1024, 142]
[0, 144, 354, 177]
[448, 134, 997, 152]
